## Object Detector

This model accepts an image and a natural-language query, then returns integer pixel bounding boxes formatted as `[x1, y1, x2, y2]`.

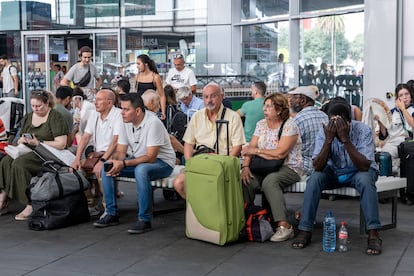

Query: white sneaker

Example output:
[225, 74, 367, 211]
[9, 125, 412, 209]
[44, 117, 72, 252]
[270, 225, 294, 242]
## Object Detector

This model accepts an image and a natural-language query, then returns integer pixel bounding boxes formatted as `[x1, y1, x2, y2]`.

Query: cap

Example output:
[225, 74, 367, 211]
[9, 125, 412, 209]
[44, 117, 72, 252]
[288, 86, 316, 101]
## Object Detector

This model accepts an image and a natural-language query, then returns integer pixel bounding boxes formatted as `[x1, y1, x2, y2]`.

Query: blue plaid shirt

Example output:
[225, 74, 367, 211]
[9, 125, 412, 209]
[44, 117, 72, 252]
[293, 106, 329, 175]
[312, 120, 377, 172]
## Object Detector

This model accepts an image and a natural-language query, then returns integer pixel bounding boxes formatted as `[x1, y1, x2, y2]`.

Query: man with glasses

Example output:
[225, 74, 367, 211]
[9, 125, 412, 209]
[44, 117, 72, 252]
[61, 46, 102, 102]
[288, 86, 328, 175]
[173, 82, 245, 199]
[166, 53, 198, 94]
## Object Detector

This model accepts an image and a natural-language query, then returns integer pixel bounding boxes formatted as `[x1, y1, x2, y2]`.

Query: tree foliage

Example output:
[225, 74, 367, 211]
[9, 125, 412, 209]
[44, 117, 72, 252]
[349, 33, 364, 62]
[302, 27, 350, 66]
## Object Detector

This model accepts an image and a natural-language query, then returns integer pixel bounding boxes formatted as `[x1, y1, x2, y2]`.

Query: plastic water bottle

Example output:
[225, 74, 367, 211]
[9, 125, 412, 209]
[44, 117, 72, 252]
[338, 221, 348, 252]
[322, 211, 336, 253]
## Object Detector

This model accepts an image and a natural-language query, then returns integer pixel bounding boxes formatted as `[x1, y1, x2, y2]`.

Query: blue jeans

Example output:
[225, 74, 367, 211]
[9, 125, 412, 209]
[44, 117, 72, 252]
[299, 166, 381, 232]
[101, 159, 173, 222]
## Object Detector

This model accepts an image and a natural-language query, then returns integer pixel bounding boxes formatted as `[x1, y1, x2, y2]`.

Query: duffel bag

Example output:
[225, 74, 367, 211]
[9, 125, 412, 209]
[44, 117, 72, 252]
[28, 191, 90, 230]
[28, 164, 90, 201]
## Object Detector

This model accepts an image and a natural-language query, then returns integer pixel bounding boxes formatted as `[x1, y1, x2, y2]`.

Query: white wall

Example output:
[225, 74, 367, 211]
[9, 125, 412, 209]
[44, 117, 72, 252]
[364, 0, 398, 107]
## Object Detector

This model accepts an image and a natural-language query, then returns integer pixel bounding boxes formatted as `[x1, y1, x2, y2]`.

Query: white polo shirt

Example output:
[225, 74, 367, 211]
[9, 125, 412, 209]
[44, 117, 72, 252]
[84, 106, 122, 152]
[118, 111, 176, 169]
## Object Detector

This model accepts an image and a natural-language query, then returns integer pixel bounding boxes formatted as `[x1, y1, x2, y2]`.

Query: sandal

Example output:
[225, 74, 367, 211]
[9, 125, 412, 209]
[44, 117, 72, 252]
[291, 230, 312, 249]
[366, 237, 382, 255]
[15, 205, 33, 221]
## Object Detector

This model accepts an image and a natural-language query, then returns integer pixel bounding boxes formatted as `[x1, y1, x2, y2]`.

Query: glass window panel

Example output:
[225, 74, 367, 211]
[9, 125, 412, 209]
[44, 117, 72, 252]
[242, 0, 289, 20]
[300, 0, 364, 13]
[299, 13, 364, 105]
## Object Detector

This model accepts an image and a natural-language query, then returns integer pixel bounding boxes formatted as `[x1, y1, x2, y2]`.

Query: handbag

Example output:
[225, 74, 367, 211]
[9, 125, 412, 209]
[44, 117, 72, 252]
[249, 157, 284, 176]
[248, 120, 286, 176]
[82, 151, 104, 174]
[193, 145, 215, 156]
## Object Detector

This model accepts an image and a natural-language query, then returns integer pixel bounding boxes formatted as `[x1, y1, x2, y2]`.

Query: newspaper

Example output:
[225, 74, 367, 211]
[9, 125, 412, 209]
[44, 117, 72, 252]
[4, 144, 32, 159]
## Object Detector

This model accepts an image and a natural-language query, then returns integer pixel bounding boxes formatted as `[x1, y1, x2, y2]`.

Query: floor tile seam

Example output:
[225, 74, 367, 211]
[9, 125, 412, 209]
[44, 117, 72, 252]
[112, 234, 190, 276]
[391, 234, 414, 276]
[204, 243, 249, 275]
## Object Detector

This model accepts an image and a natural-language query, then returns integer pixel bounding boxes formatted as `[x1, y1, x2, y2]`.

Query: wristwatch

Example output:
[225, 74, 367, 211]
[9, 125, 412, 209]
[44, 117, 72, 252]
[100, 158, 107, 163]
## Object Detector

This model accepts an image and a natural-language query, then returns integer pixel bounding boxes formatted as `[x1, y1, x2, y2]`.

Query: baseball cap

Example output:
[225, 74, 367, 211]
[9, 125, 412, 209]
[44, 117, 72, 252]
[288, 86, 316, 101]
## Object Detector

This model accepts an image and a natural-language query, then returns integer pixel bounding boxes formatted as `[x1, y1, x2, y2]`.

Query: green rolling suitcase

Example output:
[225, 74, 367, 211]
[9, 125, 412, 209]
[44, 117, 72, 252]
[185, 120, 244, 245]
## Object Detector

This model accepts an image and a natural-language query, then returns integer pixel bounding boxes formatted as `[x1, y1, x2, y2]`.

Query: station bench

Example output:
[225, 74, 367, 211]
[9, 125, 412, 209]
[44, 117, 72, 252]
[285, 176, 407, 234]
[115, 165, 185, 216]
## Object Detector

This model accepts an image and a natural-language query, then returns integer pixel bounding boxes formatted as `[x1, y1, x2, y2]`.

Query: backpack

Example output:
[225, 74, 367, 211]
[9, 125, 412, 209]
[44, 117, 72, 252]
[166, 105, 187, 142]
[240, 204, 274, 242]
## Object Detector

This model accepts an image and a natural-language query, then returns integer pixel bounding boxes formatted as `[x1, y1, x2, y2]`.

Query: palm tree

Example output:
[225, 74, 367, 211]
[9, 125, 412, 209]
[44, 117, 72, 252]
[317, 15, 345, 74]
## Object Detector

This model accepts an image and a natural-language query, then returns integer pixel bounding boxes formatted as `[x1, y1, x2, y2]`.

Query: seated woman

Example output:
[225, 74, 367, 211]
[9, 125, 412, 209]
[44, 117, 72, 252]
[377, 83, 414, 158]
[0, 90, 69, 219]
[241, 92, 303, 242]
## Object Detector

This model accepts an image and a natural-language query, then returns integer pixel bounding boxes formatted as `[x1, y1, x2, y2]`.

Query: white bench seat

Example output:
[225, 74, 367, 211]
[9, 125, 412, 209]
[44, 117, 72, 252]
[284, 176, 407, 233]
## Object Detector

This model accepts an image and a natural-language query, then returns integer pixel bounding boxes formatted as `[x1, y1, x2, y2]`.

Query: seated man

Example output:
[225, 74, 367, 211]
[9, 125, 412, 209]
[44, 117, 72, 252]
[173, 82, 245, 199]
[176, 86, 204, 119]
[94, 93, 176, 234]
[291, 98, 383, 255]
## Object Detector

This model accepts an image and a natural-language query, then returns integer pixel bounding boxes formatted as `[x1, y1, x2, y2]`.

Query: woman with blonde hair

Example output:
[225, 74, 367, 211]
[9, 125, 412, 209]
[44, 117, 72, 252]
[0, 90, 69, 220]
[241, 92, 303, 242]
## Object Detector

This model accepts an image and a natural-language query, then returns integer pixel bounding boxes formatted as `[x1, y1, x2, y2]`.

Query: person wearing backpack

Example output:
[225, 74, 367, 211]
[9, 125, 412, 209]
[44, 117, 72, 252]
[0, 55, 19, 98]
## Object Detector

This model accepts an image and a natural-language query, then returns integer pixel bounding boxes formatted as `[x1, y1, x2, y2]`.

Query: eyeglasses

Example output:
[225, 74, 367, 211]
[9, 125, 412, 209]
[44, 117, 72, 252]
[263, 104, 274, 109]
[203, 92, 220, 100]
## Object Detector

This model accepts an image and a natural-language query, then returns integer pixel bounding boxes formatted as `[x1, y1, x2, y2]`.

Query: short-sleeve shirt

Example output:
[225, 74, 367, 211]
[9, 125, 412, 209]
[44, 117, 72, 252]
[64, 63, 99, 89]
[313, 120, 377, 172]
[183, 105, 246, 155]
[384, 105, 414, 147]
[166, 67, 197, 89]
[1, 65, 17, 94]
[21, 109, 69, 142]
[254, 118, 303, 175]
[118, 111, 176, 169]
[179, 96, 204, 119]
[239, 98, 265, 142]
[54, 103, 74, 132]
[293, 106, 329, 175]
[84, 106, 122, 152]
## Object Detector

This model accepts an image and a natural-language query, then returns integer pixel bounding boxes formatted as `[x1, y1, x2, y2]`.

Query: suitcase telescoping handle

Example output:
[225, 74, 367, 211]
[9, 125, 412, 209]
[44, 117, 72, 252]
[215, 119, 229, 155]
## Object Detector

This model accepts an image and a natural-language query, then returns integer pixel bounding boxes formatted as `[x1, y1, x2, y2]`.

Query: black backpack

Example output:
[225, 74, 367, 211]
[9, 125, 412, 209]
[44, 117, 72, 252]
[166, 105, 187, 142]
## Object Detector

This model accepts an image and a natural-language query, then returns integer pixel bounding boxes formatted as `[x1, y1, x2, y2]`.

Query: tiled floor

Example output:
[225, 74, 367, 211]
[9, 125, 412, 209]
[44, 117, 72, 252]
[0, 182, 413, 276]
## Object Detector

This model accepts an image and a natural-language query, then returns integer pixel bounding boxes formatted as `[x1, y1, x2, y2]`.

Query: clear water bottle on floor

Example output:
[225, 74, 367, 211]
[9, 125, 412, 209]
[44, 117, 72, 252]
[338, 221, 348, 252]
[322, 211, 336, 253]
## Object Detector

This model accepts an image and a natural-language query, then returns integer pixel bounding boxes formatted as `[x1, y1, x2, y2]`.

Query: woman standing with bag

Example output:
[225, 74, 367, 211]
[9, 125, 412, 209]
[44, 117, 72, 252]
[241, 92, 303, 242]
[135, 54, 166, 120]
[0, 90, 69, 220]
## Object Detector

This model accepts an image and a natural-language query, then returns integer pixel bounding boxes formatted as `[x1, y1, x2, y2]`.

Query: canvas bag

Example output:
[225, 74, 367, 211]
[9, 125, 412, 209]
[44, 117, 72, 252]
[28, 162, 90, 201]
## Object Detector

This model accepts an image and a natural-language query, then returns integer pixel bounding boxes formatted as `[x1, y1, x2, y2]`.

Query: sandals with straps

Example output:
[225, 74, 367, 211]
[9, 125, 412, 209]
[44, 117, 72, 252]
[291, 230, 312, 249]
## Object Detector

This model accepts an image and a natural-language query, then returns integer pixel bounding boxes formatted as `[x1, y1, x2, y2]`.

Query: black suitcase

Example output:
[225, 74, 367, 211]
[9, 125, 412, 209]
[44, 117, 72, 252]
[398, 140, 414, 201]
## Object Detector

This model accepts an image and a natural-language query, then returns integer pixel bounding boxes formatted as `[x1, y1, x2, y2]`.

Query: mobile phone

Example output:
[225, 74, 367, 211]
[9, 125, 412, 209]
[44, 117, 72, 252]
[104, 162, 113, 172]
[23, 133, 33, 139]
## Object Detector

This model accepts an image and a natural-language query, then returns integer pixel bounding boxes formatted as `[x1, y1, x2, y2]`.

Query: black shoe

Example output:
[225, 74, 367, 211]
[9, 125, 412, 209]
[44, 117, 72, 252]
[127, 219, 152, 234]
[93, 214, 119, 228]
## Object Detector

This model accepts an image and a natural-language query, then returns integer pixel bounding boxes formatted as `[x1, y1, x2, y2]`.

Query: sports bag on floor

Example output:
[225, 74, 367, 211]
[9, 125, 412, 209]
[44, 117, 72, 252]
[27, 162, 90, 230]
[240, 204, 274, 242]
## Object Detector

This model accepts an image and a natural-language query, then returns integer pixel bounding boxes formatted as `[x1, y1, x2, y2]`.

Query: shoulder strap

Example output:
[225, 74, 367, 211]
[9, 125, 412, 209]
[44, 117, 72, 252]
[399, 109, 413, 139]
[278, 120, 287, 140]
[213, 107, 227, 153]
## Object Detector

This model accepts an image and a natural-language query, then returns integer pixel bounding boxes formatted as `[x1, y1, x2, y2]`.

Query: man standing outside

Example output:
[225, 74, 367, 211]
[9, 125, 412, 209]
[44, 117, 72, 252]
[166, 54, 197, 94]
[61, 46, 102, 102]
[0, 55, 19, 97]
[176, 86, 204, 119]
[173, 82, 245, 199]
[288, 86, 328, 175]
[291, 98, 383, 256]
[237, 81, 266, 143]
[94, 93, 175, 234]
